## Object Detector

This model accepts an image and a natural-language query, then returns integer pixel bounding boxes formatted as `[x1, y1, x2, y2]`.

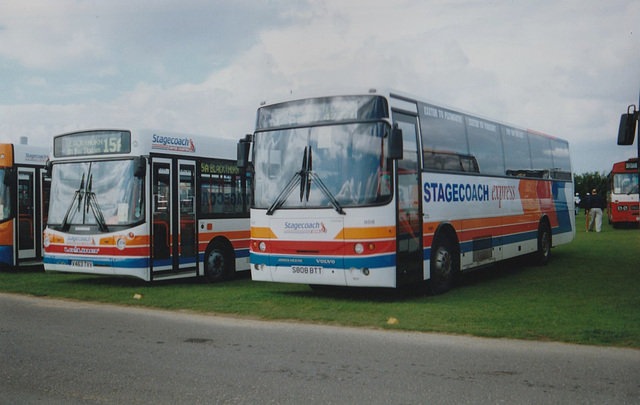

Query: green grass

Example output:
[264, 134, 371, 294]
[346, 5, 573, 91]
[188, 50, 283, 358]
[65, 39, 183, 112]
[2, 214, 639, 348]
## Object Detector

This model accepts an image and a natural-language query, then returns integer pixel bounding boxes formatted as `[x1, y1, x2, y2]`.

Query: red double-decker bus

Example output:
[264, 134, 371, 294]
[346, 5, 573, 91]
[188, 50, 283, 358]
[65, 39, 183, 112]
[607, 158, 639, 228]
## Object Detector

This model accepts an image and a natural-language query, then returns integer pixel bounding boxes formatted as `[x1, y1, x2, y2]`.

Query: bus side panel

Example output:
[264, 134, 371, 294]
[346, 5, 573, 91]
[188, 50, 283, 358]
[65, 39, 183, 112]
[421, 175, 574, 277]
[197, 217, 251, 274]
[0, 219, 15, 266]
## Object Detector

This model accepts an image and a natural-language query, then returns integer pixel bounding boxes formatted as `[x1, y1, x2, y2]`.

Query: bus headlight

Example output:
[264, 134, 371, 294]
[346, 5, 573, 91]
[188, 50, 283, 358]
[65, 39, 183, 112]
[259, 242, 267, 252]
[116, 238, 126, 251]
[354, 243, 364, 254]
[43, 236, 50, 248]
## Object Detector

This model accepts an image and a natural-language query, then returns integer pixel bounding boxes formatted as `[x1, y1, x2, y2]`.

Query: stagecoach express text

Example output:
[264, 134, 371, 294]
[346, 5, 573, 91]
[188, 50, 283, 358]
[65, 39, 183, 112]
[423, 181, 517, 207]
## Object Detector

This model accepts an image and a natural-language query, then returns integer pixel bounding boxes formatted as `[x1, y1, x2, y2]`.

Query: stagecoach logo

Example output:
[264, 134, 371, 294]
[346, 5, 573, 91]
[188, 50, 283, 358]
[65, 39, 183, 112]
[283, 221, 327, 234]
[151, 134, 196, 153]
[65, 235, 95, 245]
[64, 247, 99, 254]
[25, 153, 47, 163]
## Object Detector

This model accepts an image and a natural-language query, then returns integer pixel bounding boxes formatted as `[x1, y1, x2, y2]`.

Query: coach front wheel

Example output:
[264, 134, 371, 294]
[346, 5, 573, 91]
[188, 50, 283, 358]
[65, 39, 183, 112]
[429, 235, 458, 295]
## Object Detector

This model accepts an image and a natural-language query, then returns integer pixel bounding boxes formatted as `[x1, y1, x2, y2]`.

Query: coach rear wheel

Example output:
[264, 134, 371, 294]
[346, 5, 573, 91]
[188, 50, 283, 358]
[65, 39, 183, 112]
[535, 222, 551, 266]
[204, 242, 232, 283]
[429, 235, 458, 295]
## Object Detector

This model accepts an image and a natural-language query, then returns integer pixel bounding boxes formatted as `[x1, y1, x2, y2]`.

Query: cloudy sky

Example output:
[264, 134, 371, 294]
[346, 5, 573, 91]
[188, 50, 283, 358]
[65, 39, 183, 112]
[1, 0, 638, 174]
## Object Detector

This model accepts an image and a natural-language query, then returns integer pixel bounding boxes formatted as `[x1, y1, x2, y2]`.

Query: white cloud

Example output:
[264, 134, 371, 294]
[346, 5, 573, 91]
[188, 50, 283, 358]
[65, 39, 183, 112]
[0, 0, 638, 174]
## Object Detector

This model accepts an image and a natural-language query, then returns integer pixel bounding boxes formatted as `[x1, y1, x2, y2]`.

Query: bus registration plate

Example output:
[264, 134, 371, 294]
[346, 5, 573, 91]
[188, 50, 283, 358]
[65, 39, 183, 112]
[71, 260, 93, 268]
[291, 266, 322, 275]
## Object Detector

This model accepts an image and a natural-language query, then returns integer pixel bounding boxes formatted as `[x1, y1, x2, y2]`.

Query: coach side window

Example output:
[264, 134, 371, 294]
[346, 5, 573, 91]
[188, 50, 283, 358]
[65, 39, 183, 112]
[502, 126, 532, 174]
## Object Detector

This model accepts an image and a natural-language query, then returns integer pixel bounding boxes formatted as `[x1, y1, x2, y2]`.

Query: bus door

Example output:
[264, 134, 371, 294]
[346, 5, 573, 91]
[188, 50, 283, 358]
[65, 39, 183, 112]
[151, 158, 198, 276]
[177, 160, 197, 267]
[392, 110, 423, 285]
[151, 158, 173, 273]
[40, 172, 50, 259]
[17, 168, 36, 261]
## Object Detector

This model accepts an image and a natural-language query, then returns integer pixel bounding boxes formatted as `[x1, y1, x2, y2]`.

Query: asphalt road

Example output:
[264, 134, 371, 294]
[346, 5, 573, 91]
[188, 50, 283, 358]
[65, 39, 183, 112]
[1, 293, 638, 404]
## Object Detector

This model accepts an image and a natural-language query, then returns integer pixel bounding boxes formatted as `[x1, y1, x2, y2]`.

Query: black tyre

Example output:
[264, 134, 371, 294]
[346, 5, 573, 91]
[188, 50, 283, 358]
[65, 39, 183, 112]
[535, 222, 551, 266]
[203, 242, 232, 283]
[429, 234, 458, 295]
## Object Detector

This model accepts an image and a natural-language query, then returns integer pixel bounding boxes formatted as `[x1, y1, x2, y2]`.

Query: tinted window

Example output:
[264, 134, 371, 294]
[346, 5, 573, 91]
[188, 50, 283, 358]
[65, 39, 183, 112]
[528, 132, 553, 170]
[550, 138, 571, 171]
[502, 126, 531, 173]
[419, 103, 469, 164]
[466, 116, 504, 175]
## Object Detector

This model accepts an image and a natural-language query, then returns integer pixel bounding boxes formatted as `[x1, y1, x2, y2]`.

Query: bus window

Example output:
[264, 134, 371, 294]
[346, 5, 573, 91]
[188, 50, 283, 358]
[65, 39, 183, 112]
[550, 138, 571, 172]
[528, 132, 553, 171]
[466, 116, 504, 175]
[502, 126, 532, 174]
[419, 102, 469, 166]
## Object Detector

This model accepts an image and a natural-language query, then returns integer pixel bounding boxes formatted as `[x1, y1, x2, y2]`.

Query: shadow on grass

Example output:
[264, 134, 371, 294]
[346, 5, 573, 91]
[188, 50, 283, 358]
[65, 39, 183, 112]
[60, 269, 252, 289]
[276, 252, 559, 302]
[0, 264, 45, 274]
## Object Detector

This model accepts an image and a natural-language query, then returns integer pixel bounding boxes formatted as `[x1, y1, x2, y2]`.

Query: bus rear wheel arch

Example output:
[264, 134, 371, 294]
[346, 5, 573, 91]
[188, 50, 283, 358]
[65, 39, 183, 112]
[428, 229, 460, 295]
[203, 239, 235, 283]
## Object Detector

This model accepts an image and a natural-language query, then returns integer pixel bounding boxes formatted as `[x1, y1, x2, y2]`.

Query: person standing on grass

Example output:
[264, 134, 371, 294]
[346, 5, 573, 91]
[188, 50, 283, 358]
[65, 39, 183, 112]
[587, 188, 606, 232]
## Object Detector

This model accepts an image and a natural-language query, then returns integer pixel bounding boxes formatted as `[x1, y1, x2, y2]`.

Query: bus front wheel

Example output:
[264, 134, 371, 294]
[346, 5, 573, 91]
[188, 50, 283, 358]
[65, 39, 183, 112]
[429, 235, 458, 295]
[204, 241, 232, 283]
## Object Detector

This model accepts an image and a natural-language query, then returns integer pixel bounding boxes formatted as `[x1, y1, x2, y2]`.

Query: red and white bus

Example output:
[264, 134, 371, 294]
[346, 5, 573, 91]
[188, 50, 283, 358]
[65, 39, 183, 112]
[607, 158, 639, 227]
[239, 89, 575, 294]
[0, 143, 50, 268]
[44, 129, 251, 282]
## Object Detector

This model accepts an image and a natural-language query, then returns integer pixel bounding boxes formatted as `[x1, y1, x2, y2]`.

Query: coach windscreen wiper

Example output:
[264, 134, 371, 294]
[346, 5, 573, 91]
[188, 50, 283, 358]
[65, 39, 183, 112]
[266, 146, 345, 215]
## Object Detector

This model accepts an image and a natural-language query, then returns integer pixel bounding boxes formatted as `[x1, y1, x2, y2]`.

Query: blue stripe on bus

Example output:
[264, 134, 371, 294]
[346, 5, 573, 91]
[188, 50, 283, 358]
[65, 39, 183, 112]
[0, 246, 13, 266]
[44, 256, 150, 269]
[552, 181, 573, 235]
[250, 252, 396, 269]
[45, 248, 249, 270]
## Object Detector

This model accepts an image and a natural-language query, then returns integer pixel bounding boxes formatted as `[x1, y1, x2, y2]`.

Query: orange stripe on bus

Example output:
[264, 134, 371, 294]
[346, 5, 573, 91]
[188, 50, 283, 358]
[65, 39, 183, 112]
[0, 219, 14, 246]
[334, 226, 396, 240]
[251, 227, 277, 239]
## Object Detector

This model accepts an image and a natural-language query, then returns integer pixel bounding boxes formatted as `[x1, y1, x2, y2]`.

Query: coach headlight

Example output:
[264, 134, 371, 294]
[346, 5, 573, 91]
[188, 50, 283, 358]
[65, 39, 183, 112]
[354, 243, 364, 254]
[116, 238, 126, 251]
[259, 242, 267, 252]
[43, 236, 50, 248]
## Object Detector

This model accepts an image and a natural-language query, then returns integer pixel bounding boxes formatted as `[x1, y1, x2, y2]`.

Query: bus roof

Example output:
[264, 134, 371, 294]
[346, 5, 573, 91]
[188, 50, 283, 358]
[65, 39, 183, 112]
[50, 128, 239, 161]
[256, 87, 565, 143]
[0, 143, 49, 167]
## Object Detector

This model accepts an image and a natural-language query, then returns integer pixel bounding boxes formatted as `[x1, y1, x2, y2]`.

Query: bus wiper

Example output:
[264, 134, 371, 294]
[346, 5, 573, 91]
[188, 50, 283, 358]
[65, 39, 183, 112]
[266, 172, 302, 215]
[85, 174, 109, 232]
[266, 146, 308, 215]
[267, 146, 345, 216]
[302, 147, 345, 215]
[306, 171, 345, 215]
[60, 173, 85, 231]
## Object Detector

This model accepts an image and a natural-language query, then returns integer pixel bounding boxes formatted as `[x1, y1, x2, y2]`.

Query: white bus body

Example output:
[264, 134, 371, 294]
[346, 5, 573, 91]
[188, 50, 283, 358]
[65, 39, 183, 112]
[245, 89, 575, 293]
[44, 129, 250, 282]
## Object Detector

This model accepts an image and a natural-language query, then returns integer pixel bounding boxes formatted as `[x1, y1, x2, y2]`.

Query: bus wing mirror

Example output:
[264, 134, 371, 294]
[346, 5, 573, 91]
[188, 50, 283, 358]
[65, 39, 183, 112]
[388, 124, 403, 160]
[44, 160, 52, 178]
[134, 156, 146, 178]
[3, 167, 15, 186]
[618, 111, 638, 146]
[237, 134, 252, 169]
